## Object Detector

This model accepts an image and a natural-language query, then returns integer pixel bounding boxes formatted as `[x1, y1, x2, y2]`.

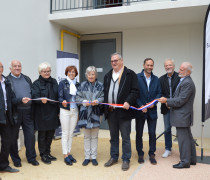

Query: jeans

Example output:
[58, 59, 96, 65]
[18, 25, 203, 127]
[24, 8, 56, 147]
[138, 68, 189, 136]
[107, 111, 131, 162]
[163, 111, 172, 151]
[136, 113, 157, 156]
[10, 108, 36, 163]
[60, 108, 78, 155]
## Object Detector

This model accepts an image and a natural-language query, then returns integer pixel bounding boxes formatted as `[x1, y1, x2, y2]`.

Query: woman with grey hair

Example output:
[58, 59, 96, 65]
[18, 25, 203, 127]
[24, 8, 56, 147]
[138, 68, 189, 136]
[32, 62, 60, 165]
[76, 66, 104, 166]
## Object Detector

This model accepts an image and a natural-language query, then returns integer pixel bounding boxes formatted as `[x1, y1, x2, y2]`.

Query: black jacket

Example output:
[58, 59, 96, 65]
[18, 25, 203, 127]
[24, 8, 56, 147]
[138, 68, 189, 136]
[159, 71, 180, 114]
[0, 75, 22, 125]
[32, 76, 60, 131]
[103, 66, 139, 119]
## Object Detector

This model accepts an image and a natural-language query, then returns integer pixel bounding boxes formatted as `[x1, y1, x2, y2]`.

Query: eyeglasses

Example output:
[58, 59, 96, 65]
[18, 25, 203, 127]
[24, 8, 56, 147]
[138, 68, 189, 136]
[111, 59, 119, 63]
[41, 70, 51, 74]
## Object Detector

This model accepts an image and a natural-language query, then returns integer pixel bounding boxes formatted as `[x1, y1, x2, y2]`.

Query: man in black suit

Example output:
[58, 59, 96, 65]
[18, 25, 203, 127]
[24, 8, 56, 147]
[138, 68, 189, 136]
[103, 53, 139, 171]
[159, 62, 197, 169]
[0, 62, 29, 173]
[159, 59, 180, 158]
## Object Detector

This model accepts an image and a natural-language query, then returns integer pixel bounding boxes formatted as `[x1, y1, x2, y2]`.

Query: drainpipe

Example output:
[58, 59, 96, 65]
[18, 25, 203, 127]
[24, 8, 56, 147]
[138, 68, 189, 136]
[61, 30, 80, 51]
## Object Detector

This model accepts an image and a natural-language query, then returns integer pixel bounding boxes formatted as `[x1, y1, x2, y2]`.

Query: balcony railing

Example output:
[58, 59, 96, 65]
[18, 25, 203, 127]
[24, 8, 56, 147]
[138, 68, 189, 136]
[50, 0, 176, 14]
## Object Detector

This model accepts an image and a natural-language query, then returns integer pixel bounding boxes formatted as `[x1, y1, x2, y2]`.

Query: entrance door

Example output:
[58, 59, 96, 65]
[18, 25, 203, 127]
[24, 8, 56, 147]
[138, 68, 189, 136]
[80, 39, 116, 129]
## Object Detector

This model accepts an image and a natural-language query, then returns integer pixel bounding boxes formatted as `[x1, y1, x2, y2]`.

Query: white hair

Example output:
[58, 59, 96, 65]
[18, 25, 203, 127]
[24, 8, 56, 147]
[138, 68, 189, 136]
[182, 62, 193, 74]
[164, 58, 175, 67]
[85, 66, 98, 79]
[38, 62, 51, 73]
[9, 60, 22, 68]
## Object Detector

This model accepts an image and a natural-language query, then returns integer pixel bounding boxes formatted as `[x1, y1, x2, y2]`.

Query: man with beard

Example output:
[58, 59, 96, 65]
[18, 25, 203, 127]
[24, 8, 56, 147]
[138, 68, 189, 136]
[135, 58, 161, 165]
[159, 59, 180, 158]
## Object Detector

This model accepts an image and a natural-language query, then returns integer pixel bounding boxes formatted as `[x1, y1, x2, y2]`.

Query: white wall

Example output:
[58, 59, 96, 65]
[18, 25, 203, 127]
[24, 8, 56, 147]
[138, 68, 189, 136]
[0, 0, 77, 81]
[123, 23, 210, 138]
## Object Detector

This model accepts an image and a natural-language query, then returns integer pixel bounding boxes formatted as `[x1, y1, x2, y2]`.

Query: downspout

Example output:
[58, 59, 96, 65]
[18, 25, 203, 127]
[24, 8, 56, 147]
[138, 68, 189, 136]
[61, 29, 80, 51]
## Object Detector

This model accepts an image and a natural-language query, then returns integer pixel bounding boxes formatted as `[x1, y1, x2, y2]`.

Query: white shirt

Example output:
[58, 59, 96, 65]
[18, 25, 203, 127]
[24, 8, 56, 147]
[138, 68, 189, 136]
[1, 76, 7, 110]
[112, 68, 122, 82]
[144, 72, 151, 91]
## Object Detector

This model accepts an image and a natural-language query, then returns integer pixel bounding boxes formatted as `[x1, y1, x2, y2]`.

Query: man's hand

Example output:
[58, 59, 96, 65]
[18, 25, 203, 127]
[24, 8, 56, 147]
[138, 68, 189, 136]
[62, 100, 67, 107]
[141, 107, 147, 113]
[158, 97, 167, 104]
[147, 104, 154, 109]
[91, 100, 99, 106]
[41, 98, 47, 104]
[123, 102, 130, 110]
[22, 97, 30, 104]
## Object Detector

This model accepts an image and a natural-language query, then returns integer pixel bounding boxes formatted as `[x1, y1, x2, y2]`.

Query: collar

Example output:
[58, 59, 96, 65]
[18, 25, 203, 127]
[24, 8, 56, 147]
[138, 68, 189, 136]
[11, 73, 21, 79]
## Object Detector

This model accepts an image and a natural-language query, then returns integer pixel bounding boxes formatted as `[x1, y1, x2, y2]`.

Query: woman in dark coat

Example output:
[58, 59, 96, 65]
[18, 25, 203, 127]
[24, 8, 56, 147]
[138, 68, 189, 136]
[32, 62, 59, 164]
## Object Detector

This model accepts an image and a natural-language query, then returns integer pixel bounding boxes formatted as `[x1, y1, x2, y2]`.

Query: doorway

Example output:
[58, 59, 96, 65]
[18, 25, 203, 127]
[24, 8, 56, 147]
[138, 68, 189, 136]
[80, 39, 116, 129]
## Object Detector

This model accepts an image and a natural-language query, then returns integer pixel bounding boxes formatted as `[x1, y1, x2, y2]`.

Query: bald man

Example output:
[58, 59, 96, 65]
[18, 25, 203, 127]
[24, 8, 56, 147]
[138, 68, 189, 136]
[7, 60, 39, 167]
[159, 62, 197, 169]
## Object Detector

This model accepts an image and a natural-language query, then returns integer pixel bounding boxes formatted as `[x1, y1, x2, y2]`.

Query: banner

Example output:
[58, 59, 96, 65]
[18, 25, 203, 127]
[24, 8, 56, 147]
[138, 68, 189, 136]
[55, 51, 80, 138]
[204, 4, 210, 121]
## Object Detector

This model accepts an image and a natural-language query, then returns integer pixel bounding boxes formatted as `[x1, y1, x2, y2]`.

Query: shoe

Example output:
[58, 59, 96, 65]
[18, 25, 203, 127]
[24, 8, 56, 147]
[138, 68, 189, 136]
[104, 158, 118, 167]
[149, 155, 157, 165]
[29, 160, 39, 166]
[14, 162, 22, 167]
[122, 161, 130, 171]
[64, 157, 72, 165]
[0, 166, 19, 173]
[47, 154, 57, 161]
[68, 155, 77, 163]
[162, 150, 171, 158]
[41, 155, 51, 164]
[173, 162, 190, 169]
[82, 159, 90, 166]
[138, 156, 144, 164]
[92, 159, 98, 166]
[190, 162, 196, 165]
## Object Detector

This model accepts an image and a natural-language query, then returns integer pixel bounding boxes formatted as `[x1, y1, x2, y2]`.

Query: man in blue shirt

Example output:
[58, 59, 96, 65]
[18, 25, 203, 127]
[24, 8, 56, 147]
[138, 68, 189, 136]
[135, 58, 161, 165]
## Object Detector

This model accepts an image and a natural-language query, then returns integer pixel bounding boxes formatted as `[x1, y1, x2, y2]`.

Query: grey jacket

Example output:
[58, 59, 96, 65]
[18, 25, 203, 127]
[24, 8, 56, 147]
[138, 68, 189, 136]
[76, 80, 104, 129]
[167, 76, 195, 127]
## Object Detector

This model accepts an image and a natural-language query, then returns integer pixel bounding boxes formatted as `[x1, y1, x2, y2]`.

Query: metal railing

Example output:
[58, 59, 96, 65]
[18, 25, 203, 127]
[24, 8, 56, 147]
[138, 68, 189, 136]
[50, 0, 176, 13]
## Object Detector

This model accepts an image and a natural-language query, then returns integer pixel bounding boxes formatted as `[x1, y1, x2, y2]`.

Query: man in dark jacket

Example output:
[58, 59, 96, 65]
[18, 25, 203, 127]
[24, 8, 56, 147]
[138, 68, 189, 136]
[103, 53, 139, 171]
[7, 60, 39, 167]
[159, 59, 180, 158]
[0, 61, 28, 173]
[135, 58, 161, 165]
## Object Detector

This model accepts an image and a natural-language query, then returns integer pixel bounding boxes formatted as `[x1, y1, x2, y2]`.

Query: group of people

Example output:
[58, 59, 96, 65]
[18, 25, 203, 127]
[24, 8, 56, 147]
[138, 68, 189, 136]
[0, 52, 196, 173]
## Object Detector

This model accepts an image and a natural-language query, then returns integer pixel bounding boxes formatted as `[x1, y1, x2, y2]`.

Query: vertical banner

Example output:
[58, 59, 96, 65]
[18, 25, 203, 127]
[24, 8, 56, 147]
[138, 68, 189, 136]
[55, 51, 80, 138]
[204, 4, 210, 121]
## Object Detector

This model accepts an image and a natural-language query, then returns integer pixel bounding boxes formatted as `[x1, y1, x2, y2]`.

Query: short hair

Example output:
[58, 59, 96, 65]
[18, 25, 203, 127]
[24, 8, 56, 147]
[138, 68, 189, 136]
[164, 58, 175, 66]
[9, 60, 22, 68]
[38, 62, 51, 73]
[65, 66, 78, 77]
[85, 66, 98, 79]
[144, 58, 154, 64]
[111, 52, 122, 60]
[182, 62, 193, 74]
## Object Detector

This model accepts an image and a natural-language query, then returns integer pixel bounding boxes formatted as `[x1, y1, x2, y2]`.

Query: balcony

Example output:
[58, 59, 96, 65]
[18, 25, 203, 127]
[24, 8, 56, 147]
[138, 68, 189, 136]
[49, 0, 209, 34]
[50, 0, 177, 13]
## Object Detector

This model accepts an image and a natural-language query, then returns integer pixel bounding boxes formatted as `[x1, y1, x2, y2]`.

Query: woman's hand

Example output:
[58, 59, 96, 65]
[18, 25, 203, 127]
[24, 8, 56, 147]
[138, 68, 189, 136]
[62, 100, 67, 107]
[91, 100, 99, 106]
[22, 97, 31, 104]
